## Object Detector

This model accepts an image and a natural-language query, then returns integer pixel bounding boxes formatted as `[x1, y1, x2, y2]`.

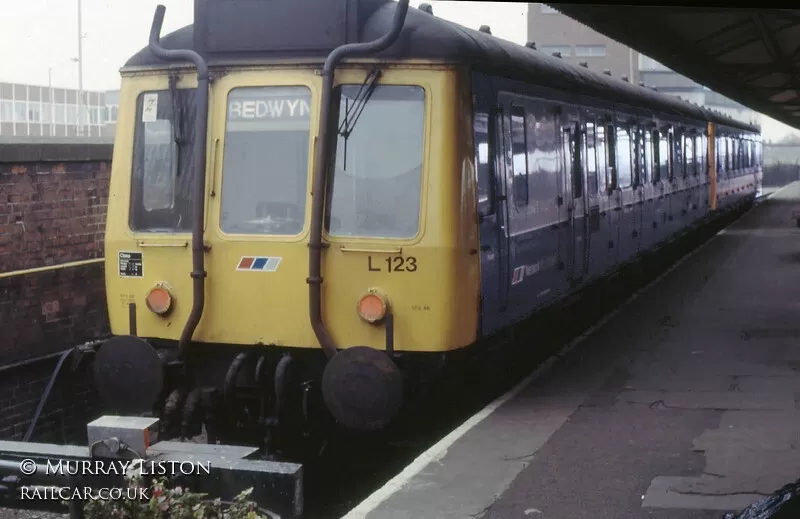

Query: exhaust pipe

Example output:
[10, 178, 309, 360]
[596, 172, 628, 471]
[308, 0, 411, 359]
[148, 5, 210, 358]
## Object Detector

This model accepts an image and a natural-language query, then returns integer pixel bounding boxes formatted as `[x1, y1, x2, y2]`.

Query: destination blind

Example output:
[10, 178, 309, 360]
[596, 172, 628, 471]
[226, 86, 311, 131]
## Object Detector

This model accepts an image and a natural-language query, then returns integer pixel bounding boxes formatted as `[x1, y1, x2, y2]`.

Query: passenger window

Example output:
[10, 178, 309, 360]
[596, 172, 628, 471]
[700, 134, 708, 176]
[695, 135, 703, 176]
[744, 140, 750, 169]
[650, 130, 661, 184]
[683, 132, 693, 178]
[738, 138, 745, 170]
[755, 140, 762, 167]
[672, 129, 684, 179]
[475, 112, 493, 217]
[606, 124, 618, 190]
[585, 121, 598, 195]
[723, 137, 729, 172]
[596, 123, 608, 192]
[511, 107, 529, 207]
[616, 127, 632, 188]
[632, 127, 641, 186]
[571, 122, 583, 198]
[641, 129, 651, 185]
[658, 130, 669, 182]
[524, 106, 559, 224]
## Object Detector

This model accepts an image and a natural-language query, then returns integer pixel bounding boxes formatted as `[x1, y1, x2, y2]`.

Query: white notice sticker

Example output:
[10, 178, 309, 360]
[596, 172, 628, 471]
[142, 93, 158, 122]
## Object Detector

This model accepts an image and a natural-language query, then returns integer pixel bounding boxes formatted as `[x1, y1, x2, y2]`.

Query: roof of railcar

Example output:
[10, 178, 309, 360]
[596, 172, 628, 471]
[125, 0, 759, 134]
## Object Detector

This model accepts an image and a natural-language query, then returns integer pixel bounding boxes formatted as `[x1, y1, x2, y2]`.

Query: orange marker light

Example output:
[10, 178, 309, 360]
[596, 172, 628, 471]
[357, 291, 388, 324]
[146, 285, 173, 316]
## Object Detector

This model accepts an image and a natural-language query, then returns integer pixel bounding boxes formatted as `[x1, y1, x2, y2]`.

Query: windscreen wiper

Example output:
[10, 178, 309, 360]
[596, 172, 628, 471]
[168, 74, 183, 176]
[337, 68, 382, 139]
[337, 68, 382, 166]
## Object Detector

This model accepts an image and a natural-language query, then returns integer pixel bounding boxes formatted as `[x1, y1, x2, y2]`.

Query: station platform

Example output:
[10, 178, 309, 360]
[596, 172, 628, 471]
[345, 182, 800, 519]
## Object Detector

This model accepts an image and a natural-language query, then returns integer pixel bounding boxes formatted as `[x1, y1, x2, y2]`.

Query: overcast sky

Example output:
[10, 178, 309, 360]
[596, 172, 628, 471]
[3, 0, 796, 139]
[0, 0, 526, 92]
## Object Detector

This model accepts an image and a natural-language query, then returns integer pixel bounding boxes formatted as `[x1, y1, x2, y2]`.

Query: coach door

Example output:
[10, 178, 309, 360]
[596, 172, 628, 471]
[560, 108, 584, 284]
[474, 89, 512, 335]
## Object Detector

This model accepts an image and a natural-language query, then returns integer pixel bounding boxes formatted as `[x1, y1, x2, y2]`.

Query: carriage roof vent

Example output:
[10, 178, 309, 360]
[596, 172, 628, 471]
[621, 75, 629, 82]
[579, 61, 588, 67]
[603, 69, 612, 76]
[638, 81, 646, 87]
[479, 25, 492, 34]
[418, 3, 433, 14]
[552, 51, 562, 58]
[526, 41, 536, 49]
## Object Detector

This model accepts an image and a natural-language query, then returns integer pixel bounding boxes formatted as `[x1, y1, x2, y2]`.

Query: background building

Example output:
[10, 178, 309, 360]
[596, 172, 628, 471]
[0, 80, 118, 139]
[528, 3, 757, 125]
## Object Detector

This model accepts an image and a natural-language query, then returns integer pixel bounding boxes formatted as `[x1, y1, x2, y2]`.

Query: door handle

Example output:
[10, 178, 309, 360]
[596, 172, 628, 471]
[137, 241, 188, 248]
[340, 245, 402, 254]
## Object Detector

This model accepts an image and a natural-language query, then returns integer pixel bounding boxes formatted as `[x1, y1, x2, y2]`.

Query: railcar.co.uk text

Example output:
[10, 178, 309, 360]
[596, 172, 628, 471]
[17, 458, 212, 501]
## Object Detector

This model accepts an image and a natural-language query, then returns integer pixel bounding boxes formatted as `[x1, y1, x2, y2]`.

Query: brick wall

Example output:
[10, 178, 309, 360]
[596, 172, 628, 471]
[0, 141, 113, 442]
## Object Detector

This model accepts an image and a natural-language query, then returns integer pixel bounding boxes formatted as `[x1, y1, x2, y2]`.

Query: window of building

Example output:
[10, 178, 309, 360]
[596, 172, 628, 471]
[0, 100, 12, 122]
[55, 104, 66, 125]
[66, 105, 78, 124]
[42, 103, 52, 124]
[540, 4, 559, 14]
[540, 45, 572, 57]
[106, 104, 118, 122]
[14, 101, 26, 122]
[575, 45, 607, 58]
[327, 84, 425, 239]
[28, 104, 41, 123]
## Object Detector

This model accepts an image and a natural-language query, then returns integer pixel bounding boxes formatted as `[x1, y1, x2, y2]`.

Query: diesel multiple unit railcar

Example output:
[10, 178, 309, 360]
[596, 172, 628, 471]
[94, 0, 762, 449]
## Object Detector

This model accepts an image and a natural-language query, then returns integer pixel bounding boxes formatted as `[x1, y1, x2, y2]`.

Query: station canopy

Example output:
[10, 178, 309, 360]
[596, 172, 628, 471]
[546, 5, 800, 130]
